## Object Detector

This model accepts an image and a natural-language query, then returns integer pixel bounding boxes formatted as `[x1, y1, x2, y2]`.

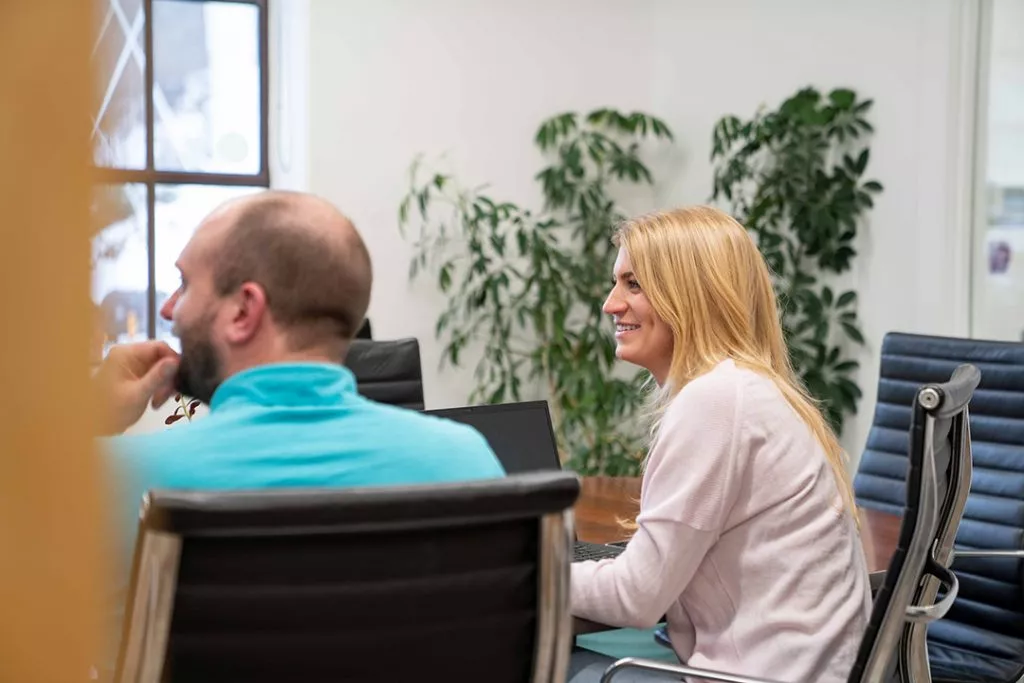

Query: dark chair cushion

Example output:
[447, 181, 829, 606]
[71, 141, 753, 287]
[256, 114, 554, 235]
[929, 620, 1024, 683]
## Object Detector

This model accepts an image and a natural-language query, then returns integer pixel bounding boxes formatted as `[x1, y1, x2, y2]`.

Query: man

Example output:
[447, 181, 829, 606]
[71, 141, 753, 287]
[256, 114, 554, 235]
[96, 190, 504, 552]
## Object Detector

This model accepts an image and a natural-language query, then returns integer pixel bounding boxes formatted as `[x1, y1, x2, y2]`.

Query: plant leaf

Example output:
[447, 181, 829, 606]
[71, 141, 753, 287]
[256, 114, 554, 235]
[855, 149, 869, 174]
[841, 321, 865, 344]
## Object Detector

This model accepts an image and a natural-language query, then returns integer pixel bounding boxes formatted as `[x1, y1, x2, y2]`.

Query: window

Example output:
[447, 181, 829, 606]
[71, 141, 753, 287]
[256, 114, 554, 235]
[970, 0, 1024, 340]
[91, 0, 269, 348]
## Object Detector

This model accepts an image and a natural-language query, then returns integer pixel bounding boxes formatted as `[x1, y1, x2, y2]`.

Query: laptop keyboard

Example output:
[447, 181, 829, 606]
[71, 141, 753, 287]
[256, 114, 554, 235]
[573, 541, 625, 562]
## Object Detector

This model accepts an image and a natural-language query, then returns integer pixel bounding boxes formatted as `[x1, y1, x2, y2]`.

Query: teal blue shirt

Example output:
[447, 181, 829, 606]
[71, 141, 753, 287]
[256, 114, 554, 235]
[98, 362, 503, 672]
[106, 362, 505, 549]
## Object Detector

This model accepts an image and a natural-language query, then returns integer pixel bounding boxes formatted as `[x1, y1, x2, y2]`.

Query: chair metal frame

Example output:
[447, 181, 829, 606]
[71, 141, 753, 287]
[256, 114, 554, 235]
[898, 393, 971, 683]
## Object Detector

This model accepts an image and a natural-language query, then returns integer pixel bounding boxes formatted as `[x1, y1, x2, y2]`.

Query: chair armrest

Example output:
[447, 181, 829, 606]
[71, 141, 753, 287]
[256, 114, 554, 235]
[906, 562, 958, 623]
[599, 657, 782, 683]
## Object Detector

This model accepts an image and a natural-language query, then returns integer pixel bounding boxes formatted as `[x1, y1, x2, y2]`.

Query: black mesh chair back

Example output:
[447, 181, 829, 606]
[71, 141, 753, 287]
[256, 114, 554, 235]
[345, 338, 425, 410]
[114, 471, 579, 683]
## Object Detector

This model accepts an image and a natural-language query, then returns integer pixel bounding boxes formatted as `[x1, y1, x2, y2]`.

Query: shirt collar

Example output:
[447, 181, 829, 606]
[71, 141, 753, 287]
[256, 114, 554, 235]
[209, 362, 358, 412]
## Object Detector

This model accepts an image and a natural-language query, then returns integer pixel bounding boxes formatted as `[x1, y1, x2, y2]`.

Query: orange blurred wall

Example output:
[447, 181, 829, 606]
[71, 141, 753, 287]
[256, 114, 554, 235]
[0, 1, 110, 679]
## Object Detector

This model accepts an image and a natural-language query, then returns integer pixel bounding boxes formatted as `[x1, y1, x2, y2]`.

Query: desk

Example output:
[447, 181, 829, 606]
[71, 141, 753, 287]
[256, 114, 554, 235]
[575, 476, 641, 545]
[573, 477, 902, 634]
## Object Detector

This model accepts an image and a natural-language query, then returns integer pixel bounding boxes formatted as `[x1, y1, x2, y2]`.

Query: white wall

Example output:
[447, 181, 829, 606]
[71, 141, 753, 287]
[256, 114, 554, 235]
[299, 0, 975, 467]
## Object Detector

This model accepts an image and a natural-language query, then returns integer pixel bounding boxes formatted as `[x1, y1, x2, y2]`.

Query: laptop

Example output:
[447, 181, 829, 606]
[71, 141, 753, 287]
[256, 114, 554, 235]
[425, 401, 625, 562]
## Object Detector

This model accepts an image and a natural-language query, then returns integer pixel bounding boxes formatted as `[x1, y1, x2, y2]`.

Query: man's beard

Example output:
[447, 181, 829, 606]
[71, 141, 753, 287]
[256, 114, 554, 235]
[173, 317, 223, 406]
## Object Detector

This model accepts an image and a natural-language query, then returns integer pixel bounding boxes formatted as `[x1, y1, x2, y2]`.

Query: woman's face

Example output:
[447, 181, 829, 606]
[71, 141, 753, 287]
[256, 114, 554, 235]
[602, 248, 674, 385]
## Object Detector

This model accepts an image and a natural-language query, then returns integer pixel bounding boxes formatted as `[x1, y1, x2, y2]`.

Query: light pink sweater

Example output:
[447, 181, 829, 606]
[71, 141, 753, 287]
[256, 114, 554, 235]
[572, 360, 872, 682]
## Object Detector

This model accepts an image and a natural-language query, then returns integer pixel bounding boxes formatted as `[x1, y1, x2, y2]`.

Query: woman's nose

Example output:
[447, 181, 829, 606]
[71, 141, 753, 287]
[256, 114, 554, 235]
[603, 290, 626, 316]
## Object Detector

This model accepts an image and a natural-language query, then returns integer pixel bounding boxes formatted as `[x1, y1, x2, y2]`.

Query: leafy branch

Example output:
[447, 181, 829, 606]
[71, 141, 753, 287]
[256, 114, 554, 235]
[165, 394, 200, 426]
[400, 109, 674, 475]
[711, 87, 883, 431]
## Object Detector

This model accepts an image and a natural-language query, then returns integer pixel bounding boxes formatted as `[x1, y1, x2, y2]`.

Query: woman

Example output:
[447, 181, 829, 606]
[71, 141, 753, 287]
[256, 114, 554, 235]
[570, 207, 872, 682]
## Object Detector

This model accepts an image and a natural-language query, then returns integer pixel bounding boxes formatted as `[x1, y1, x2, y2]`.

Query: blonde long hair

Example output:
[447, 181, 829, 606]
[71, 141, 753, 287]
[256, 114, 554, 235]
[616, 206, 858, 524]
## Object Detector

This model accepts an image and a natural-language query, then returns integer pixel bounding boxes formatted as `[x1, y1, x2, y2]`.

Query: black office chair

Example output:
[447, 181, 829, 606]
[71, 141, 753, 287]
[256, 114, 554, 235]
[114, 471, 579, 683]
[600, 365, 981, 683]
[854, 333, 1024, 682]
[345, 337, 425, 410]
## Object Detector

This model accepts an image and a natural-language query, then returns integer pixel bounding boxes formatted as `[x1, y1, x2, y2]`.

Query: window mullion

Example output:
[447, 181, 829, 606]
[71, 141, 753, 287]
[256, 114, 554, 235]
[144, 0, 156, 338]
[259, 0, 269, 179]
[146, 182, 157, 340]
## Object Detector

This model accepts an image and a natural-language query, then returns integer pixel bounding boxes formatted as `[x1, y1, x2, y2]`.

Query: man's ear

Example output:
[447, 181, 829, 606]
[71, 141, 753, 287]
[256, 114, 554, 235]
[225, 282, 267, 345]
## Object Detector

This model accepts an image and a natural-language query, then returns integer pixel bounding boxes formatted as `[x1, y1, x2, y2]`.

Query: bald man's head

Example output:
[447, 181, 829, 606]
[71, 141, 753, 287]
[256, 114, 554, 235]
[208, 191, 372, 350]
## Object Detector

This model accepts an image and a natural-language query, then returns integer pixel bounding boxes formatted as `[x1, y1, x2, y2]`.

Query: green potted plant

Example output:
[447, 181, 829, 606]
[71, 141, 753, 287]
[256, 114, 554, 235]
[710, 87, 883, 433]
[400, 109, 674, 475]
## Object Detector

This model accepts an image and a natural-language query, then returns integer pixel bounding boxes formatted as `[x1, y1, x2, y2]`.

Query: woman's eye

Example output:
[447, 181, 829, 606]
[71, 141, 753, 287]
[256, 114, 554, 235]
[627, 279, 640, 290]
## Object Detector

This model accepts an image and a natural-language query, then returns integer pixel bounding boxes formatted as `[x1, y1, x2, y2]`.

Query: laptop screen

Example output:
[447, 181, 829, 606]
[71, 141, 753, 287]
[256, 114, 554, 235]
[425, 401, 561, 474]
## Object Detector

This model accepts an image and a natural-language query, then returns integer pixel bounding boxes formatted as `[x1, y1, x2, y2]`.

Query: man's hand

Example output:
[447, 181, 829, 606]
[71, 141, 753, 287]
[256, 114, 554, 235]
[94, 341, 181, 436]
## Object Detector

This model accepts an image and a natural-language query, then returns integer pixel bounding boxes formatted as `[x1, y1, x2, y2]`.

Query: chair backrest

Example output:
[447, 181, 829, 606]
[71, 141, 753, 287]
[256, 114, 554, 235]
[896, 365, 979, 682]
[345, 337, 424, 409]
[114, 471, 579, 683]
[849, 363, 981, 683]
[853, 333, 1024, 657]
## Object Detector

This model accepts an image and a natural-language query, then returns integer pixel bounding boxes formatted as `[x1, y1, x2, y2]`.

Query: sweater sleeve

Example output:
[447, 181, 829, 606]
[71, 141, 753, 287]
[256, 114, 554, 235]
[571, 369, 746, 628]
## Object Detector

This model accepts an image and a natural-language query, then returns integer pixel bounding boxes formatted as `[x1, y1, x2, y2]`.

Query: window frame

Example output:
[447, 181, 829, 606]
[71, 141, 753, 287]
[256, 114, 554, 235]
[94, 0, 271, 339]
